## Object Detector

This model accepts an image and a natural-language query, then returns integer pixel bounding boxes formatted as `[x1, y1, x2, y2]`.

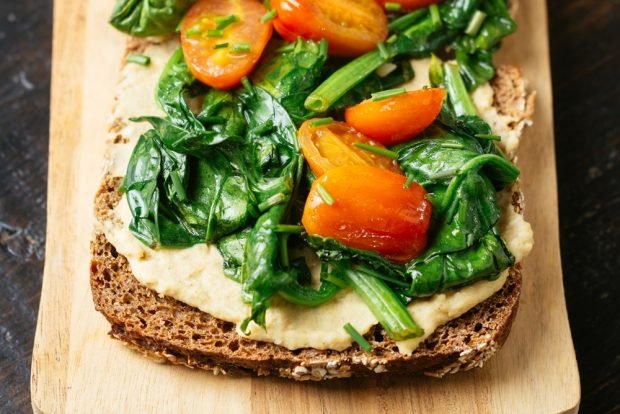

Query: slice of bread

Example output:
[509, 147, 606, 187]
[90, 63, 534, 381]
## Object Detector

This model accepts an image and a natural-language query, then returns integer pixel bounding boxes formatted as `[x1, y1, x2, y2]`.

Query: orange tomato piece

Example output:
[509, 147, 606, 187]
[302, 165, 432, 263]
[378, 0, 442, 12]
[298, 120, 402, 177]
[345, 88, 446, 145]
[271, 0, 388, 57]
[180, 0, 272, 90]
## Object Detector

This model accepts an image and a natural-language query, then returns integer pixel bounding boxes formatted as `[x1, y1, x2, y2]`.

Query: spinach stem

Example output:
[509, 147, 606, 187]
[444, 63, 477, 117]
[279, 280, 342, 307]
[305, 50, 389, 112]
[341, 266, 424, 340]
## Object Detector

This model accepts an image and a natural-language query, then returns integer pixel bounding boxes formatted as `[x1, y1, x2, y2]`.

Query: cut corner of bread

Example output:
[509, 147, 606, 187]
[90, 42, 535, 381]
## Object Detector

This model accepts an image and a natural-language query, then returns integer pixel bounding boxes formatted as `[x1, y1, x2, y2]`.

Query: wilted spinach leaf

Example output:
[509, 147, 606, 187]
[134, 48, 245, 155]
[406, 228, 514, 297]
[109, 0, 195, 37]
[252, 39, 329, 124]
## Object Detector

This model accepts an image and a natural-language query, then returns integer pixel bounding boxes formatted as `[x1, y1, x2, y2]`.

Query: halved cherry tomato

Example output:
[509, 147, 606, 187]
[302, 165, 431, 263]
[377, 0, 442, 12]
[180, 0, 272, 90]
[345, 88, 446, 145]
[298, 120, 401, 177]
[271, 0, 388, 57]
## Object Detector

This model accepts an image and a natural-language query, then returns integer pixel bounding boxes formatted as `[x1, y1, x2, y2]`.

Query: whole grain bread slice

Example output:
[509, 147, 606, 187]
[90, 65, 534, 381]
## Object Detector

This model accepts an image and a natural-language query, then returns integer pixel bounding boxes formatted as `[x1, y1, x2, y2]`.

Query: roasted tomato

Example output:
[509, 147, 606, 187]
[345, 88, 445, 145]
[298, 120, 401, 177]
[377, 0, 442, 12]
[302, 165, 432, 263]
[271, 0, 388, 56]
[180, 0, 272, 90]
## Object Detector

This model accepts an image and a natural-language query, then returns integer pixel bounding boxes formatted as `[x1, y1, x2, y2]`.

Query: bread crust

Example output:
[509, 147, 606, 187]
[90, 63, 533, 380]
[90, 177, 523, 380]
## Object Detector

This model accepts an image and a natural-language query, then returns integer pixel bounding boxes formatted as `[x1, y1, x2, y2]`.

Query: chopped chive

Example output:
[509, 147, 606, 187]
[231, 42, 251, 53]
[316, 184, 335, 206]
[213, 42, 229, 49]
[185, 24, 202, 37]
[261, 9, 277, 23]
[206, 29, 224, 37]
[309, 117, 333, 128]
[404, 175, 415, 188]
[371, 87, 407, 101]
[241, 76, 254, 96]
[388, 8, 427, 32]
[384, 2, 402, 12]
[126, 53, 151, 66]
[428, 53, 444, 87]
[386, 34, 398, 44]
[214, 14, 238, 30]
[465, 10, 487, 36]
[475, 133, 501, 141]
[276, 43, 295, 53]
[273, 224, 304, 233]
[343, 323, 372, 352]
[258, 193, 286, 211]
[353, 142, 398, 159]
[429, 4, 441, 27]
[377, 42, 389, 59]
[305, 49, 387, 112]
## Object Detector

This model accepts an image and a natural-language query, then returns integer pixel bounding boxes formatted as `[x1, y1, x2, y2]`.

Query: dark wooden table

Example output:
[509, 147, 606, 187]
[0, 1, 618, 413]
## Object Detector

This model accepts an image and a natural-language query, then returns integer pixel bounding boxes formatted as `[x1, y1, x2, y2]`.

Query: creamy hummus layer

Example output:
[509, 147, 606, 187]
[99, 40, 533, 354]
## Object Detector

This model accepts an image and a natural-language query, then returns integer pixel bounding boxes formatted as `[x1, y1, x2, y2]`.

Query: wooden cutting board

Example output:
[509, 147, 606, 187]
[31, 0, 580, 412]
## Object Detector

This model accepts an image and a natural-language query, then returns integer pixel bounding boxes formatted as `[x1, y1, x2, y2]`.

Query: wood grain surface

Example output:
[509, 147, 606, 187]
[30, 0, 581, 412]
[1, 0, 618, 413]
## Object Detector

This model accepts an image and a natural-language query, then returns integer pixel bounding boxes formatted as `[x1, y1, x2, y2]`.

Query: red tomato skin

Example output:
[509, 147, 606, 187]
[345, 88, 446, 145]
[272, 0, 388, 57]
[302, 165, 432, 263]
[180, 0, 272, 90]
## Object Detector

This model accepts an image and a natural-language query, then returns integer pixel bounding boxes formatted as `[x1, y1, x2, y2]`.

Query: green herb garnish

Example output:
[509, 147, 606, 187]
[353, 142, 398, 159]
[384, 2, 402, 12]
[371, 87, 406, 101]
[465, 10, 487, 36]
[126, 53, 151, 66]
[261, 9, 277, 23]
[316, 184, 335, 206]
[343, 323, 373, 352]
[309, 117, 333, 128]
[213, 42, 229, 49]
[207, 29, 224, 37]
[231, 42, 251, 53]
[214, 14, 238, 30]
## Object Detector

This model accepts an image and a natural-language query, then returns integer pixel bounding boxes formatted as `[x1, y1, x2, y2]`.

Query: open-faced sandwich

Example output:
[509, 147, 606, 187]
[91, 0, 534, 380]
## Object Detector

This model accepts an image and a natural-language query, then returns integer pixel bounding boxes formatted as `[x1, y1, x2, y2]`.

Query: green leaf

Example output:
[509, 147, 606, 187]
[252, 39, 329, 124]
[109, 0, 195, 37]
[406, 228, 514, 297]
